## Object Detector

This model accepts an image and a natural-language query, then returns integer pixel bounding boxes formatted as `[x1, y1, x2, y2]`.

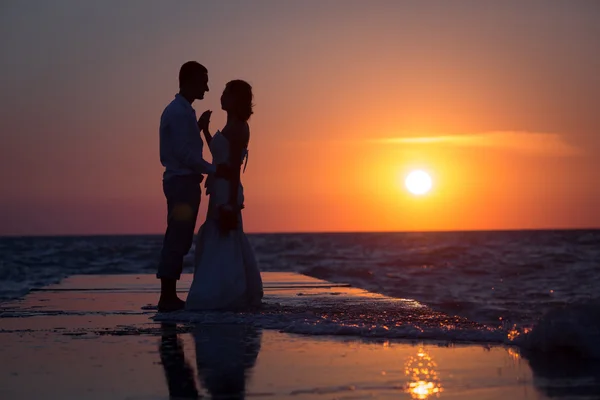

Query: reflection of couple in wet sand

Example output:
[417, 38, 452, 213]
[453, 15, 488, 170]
[158, 323, 600, 399]
[159, 323, 262, 399]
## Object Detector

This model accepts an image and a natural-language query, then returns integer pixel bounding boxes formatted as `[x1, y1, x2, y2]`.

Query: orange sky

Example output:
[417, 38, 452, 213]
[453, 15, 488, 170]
[1, 1, 599, 235]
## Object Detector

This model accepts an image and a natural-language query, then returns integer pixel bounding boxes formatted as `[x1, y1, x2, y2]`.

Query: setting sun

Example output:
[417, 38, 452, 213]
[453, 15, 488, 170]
[405, 170, 433, 195]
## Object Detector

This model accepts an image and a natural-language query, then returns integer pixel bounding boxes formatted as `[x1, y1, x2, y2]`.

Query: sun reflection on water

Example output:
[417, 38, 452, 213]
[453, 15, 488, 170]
[404, 347, 443, 399]
[506, 347, 520, 361]
[507, 324, 532, 341]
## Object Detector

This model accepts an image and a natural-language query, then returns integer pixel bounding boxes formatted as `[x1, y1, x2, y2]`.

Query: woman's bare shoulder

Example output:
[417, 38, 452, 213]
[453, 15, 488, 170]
[222, 121, 250, 144]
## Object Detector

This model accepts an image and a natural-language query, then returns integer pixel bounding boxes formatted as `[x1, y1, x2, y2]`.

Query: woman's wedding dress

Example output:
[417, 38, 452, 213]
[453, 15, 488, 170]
[185, 131, 263, 310]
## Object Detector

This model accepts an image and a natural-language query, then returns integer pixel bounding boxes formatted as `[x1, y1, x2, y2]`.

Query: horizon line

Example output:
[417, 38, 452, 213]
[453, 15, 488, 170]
[1, 226, 599, 239]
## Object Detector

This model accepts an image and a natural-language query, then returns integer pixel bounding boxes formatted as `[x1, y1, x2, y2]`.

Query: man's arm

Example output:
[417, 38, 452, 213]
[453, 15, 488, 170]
[169, 111, 216, 175]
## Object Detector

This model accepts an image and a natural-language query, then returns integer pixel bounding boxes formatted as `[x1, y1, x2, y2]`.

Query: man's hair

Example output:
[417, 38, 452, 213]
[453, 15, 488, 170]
[179, 61, 208, 88]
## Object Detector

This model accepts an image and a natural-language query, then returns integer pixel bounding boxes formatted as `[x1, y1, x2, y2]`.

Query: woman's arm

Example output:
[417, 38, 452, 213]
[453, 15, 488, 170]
[197, 110, 213, 146]
[224, 122, 250, 208]
[201, 126, 213, 147]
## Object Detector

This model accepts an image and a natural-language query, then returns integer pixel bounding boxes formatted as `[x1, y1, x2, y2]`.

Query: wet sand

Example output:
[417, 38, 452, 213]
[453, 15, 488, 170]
[0, 273, 594, 399]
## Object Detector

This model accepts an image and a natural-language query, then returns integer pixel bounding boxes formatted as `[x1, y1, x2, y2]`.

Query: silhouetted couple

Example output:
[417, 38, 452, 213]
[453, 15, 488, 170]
[156, 61, 263, 312]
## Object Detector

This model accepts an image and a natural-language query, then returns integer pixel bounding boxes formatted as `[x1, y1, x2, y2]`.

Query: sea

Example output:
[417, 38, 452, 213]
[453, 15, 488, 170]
[1, 230, 599, 350]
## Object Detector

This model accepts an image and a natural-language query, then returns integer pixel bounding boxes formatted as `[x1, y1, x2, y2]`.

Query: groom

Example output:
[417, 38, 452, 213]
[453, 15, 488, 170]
[157, 61, 230, 312]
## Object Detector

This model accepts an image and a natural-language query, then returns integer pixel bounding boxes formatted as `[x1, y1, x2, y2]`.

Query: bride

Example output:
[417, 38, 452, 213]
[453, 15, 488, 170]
[185, 80, 263, 310]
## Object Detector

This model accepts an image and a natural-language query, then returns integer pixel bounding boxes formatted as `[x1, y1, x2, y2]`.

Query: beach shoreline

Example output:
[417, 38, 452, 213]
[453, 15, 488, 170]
[0, 272, 594, 399]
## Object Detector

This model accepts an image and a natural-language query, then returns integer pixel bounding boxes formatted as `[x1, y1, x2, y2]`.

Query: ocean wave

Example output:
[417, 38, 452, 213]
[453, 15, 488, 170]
[1, 230, 599, 331]
[153, 301, 510, 344]
[518, 302, 600, 359]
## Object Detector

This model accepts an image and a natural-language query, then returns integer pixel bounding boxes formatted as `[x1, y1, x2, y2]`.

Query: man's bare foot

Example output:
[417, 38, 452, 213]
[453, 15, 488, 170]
[157, 296, 185, 312]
